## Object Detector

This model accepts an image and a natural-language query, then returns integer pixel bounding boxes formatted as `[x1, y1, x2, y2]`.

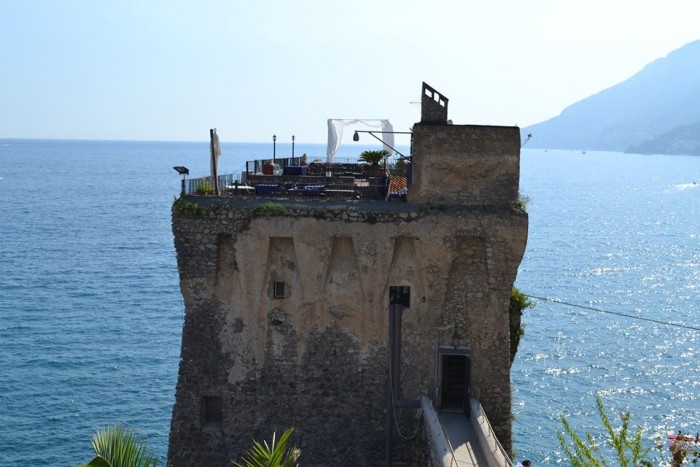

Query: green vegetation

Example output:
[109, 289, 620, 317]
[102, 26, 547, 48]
[509, 287, 533, 365]
[175, 202, 204, 217]
[76, 425, 160, 467]
[359, 149, 390, 166]
[515, 194, 530, 211]
[174, 201, 231, 218]
[233, 428, 300, 467]
[363, 214, 378, 224]
[195, 179, 215, 195]
[558, 395, 652, 467]
[252, 202, 285, 218]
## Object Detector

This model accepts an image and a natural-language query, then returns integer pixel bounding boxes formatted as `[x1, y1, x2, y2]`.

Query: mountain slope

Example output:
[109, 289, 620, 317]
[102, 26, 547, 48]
[523, 40, 700, 152]
[626, 120, 700, 155]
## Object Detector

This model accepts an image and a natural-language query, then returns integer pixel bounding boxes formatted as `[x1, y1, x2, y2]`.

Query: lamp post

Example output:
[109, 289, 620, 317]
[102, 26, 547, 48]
[173, 166, 189, 196]
[352, 130, 412, 160]
[292, 134, 295, 161]
[273, 134, 277, 162]
[353, 130, 413, 192]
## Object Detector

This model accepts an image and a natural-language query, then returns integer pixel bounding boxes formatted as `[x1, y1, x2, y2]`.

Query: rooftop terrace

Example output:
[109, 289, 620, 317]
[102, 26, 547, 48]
[181, 155, 409, 202]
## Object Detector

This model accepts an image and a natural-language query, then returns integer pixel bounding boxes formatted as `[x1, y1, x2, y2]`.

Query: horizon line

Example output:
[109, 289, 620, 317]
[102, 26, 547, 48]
[0, 136, 337, 145]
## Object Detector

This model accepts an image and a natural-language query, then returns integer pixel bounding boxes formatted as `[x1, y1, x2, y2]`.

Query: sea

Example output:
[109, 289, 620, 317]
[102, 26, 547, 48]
[0, 139, 697, 466]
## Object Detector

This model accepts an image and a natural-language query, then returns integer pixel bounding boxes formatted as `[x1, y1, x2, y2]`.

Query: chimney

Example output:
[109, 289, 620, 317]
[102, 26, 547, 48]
[421, 82, 449, 124]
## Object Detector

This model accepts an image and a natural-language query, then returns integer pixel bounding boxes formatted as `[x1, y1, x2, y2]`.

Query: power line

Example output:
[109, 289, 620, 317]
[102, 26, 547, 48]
[525, 294, 700, 332]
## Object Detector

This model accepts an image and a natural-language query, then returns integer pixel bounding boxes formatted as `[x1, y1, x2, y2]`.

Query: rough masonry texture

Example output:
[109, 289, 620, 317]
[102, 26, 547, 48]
[168, 120, 528, 466]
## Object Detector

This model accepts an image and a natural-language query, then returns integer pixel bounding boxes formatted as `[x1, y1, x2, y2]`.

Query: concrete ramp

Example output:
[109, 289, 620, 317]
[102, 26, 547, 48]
[438, 412, 489, 466]
[421, 397, 513, 467]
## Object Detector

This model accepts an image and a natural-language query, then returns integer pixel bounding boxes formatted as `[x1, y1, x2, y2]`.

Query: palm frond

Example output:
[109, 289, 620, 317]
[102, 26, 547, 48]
[76, 425, 159, 467]
[359, 149, 390, 165]
[233, 428, 300, 467]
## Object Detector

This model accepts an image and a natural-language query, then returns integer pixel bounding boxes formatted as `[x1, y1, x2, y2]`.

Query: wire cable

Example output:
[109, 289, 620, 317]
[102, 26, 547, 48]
[388, 354, 421, 441]
[526, 294, 700, 332]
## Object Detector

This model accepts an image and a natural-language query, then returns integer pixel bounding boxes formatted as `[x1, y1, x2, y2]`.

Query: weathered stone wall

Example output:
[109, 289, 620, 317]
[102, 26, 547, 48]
[168, 118, 527, 466]
[168, 197, 527, 465]
[410, 124, 521, 206]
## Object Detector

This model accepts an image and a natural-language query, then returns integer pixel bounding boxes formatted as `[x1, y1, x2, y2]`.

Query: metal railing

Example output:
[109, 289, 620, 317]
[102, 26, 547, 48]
[421, 397, 459, 467]
[182, 163, 407, 201]
[421, 396, 513, 467]
[469, 398, 513, 467]
[183, 173, 245, 195]
[245, 156, 409, 178]
[246, 156, 361, 175]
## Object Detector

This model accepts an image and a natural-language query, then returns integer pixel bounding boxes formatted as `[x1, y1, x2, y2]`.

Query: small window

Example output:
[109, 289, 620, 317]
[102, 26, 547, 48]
[201, 396, 223, 425]
[389, 286, 410, 307]
[273, 281, 286, 299]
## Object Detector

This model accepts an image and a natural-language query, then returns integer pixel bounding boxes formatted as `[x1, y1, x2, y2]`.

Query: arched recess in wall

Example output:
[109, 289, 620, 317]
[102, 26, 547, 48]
[323, 236, 365, 318]
[440, 236, 488, 339]
[383, 236, 424, 307]
[260, 237, 303, 301]
[215, 233, 242, 302]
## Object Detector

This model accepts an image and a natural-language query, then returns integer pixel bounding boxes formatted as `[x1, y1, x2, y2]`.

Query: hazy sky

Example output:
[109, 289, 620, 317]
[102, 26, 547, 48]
[1, 0, 698, 145]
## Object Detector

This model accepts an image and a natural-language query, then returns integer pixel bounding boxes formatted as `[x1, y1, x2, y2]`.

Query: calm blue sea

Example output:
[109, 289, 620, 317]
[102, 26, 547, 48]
[0, 139, 697, 466]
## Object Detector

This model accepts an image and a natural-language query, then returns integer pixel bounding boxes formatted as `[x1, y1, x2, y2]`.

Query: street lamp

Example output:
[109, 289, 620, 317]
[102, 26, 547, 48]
[273, 134, 277, 162]
[173, 166, 189, 195]
[292, 134, 295, 160]
[352, 130, 412, 160]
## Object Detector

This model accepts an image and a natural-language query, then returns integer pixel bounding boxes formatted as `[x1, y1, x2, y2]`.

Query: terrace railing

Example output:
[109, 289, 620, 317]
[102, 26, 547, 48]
[181, 156, 409, 201]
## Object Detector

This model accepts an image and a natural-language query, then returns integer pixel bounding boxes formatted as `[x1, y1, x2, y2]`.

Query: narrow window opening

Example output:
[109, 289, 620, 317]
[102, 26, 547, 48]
[389, 285, 410, 307]
[273, 281, 286, 299]
[201, 396, 223, 425]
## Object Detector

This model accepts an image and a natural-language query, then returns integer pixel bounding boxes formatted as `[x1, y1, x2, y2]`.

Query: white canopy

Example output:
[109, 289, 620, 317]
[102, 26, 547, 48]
[326, 119, 394, 163]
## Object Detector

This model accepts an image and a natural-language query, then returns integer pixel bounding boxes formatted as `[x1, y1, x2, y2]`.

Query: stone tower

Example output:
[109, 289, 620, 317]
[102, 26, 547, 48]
[168, 84, 527, 466]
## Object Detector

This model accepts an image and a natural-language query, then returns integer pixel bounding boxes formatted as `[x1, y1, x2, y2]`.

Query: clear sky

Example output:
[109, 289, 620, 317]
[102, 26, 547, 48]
[1, 0, 698, 145]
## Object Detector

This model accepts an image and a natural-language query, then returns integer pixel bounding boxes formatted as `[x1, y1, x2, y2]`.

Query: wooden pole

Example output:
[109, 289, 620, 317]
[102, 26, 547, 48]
[210, 129, 219, 196]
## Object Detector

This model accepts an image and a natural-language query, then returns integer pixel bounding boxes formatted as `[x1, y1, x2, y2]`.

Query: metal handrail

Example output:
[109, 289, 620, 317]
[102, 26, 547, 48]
[470, 397, 513, 467]
[244, 156, 409, 178]
[182, 172, 407, 201]
[421, 397, 459, 467]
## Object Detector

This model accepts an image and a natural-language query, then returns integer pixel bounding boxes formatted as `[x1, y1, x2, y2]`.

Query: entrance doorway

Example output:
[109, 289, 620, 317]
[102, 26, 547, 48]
[438, 351, 471, 415]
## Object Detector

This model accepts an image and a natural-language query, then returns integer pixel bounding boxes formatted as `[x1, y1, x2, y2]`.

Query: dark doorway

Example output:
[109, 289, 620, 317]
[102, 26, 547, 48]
[440, 354, 470, 414]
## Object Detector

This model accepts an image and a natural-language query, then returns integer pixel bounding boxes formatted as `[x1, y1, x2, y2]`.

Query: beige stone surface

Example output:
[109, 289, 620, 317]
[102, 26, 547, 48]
[168, 123, 527, 466]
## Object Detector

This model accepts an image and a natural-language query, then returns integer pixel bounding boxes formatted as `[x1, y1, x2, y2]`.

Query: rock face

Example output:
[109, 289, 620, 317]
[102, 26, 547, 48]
[168, 122, 528, 466]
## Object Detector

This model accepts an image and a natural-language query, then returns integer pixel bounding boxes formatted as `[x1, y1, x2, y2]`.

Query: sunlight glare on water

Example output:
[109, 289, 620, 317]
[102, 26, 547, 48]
[512, 149, 699, 465]
[0, 141, 697, 465]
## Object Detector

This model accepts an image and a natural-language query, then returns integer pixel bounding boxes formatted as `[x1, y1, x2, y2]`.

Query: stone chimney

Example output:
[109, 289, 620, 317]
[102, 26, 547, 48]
[421, 82, 449, 124]
[410, 83, 521, 206]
